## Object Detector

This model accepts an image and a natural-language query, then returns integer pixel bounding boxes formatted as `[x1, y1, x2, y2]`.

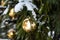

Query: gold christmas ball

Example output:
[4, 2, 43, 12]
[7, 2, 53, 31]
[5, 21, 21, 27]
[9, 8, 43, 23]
[1, 0, 4, 6]
[9, 8, 15, 19]
[7, 29, 16, 39]
[22, 17, 36, 32]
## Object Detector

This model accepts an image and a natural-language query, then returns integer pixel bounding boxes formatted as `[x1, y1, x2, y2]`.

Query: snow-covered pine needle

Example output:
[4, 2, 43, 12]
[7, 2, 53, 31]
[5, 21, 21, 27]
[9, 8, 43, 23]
[14, 0, 38, 20]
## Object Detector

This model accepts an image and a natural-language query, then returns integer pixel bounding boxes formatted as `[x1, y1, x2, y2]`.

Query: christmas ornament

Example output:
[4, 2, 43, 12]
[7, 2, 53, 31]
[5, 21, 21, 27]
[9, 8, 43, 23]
[9, 8, 15, 20]
[22, 17, 36, 32]
[7, 29, 16, 39]
[1, 0, 5, 6]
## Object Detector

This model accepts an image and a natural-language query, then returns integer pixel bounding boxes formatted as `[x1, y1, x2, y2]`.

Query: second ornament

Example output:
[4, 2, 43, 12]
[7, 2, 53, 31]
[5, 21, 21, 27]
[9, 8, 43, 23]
[9, 8, 15, 20]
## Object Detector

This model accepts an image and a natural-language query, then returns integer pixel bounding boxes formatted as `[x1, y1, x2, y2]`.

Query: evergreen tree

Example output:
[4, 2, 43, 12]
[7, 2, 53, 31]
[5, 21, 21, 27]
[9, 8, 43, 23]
[0, 0, 60, 40]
